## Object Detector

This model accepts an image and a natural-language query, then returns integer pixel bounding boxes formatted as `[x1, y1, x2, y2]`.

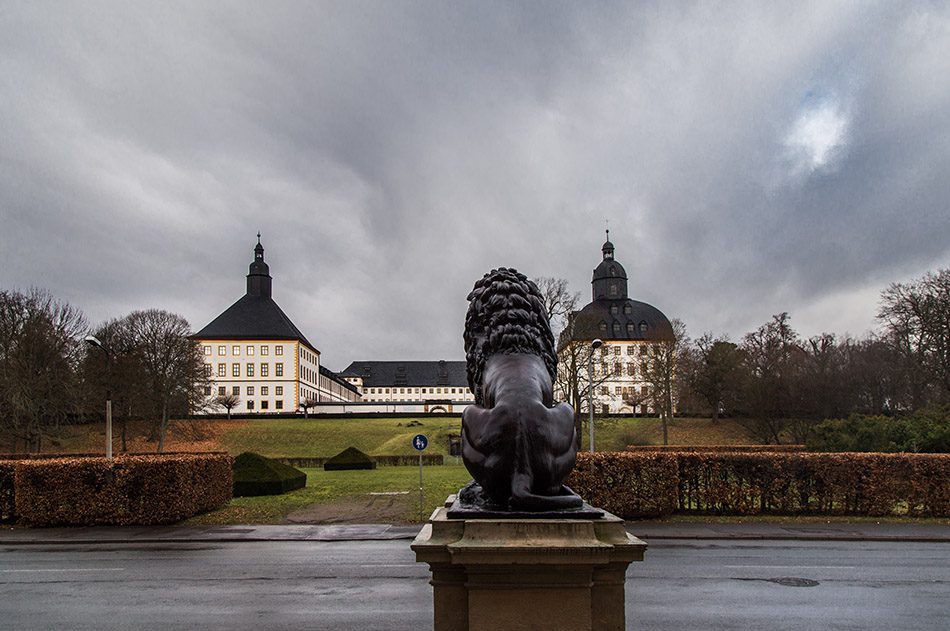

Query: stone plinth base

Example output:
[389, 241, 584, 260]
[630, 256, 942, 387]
[412, 496, 646, 631]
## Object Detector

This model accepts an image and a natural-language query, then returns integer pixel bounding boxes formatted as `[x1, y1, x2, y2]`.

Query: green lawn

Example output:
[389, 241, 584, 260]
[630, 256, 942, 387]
[186, 464, 474, 525]
[217, 417, 464, 458]
[214, 415, 752, 458]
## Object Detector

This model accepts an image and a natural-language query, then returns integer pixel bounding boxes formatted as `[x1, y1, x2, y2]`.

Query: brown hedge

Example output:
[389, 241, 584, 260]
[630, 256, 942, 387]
[569, 451, 950, 518]
[0, 461, 14, 522]
[626, 445, 805, 453]
[12, 453, 233, 526]
[568, 452, 679, 518]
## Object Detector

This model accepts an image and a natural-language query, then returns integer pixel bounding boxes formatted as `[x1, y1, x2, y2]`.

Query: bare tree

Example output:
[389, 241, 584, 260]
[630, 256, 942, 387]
[533, 276, 579, 336]
[125, 310, 208, 452]
[215, 393, 240, 420]
[80, 317, 148, 453]
[878, 268, 950, 407]
[737, 312, 803, 444]
[0, 289, 86, 452]
[556, 334, 614, 448]
[300, 396, 319, 418]
[641, 318, 688, 445]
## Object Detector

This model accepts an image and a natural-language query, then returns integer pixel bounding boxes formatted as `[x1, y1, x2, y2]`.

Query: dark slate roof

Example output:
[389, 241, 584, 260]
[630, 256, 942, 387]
[339, 360, 467, 388]
[320, 365, 361, 395]
[191, 294, 316, 350]
[559, 298, 675, 346]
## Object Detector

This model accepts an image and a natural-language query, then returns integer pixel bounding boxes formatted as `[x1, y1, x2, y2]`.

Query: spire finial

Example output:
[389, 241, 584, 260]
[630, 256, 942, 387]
[257, 231, 261, 244]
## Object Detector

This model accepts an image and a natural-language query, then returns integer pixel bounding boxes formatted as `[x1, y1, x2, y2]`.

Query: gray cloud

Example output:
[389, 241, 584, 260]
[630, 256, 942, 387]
[2, 1, 949, 368]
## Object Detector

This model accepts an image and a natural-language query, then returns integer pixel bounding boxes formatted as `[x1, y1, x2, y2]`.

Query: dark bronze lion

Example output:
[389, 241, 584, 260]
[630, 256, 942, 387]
[462, 267, 582, 511]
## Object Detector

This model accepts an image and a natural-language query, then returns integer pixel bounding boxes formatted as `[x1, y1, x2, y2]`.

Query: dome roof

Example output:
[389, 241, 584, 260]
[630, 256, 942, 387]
[567, 298, 674, 343]
[559, 233, 675, 345]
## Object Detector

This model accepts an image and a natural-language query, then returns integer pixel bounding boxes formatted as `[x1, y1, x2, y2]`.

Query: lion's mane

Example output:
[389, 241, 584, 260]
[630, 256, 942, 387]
[464, 267, 557, 404]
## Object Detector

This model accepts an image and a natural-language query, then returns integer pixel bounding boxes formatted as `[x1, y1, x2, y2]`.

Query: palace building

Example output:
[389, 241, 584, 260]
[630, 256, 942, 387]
[557, 233, 675, 414]
[338, 360, 474, 413]
[192, 237, 360, 414]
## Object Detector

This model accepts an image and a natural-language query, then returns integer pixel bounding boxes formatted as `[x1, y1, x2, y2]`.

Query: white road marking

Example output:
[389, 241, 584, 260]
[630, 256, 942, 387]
[0, 568, 126, 573]
[724, 565, 856, 570]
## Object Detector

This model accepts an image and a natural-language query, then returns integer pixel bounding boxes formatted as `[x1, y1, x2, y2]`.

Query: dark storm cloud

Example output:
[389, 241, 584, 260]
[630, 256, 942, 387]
[2, 1, 949, 367]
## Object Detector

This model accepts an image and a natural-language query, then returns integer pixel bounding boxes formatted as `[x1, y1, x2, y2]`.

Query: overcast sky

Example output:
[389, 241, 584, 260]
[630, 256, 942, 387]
[2, 2, 949, 370]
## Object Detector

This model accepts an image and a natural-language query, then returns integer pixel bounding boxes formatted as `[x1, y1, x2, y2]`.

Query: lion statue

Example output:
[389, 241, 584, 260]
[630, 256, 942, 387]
[461, 267, 583, 511]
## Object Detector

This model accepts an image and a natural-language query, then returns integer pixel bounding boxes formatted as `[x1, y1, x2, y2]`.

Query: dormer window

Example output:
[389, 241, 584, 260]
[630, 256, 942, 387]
[639, 321, 648, 333]
[624, 305, 632, 314]
[599, 322, 608, 332]
[610, 305, 619, 315]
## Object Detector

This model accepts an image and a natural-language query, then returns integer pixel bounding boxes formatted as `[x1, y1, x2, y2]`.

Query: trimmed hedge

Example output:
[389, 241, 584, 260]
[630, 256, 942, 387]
[324, 447, 376, 471]
[568, 452, 679, 518]
[11, 453, 233, 526]
[277, 454, 444, 468]
[0, 461, 14, 522]
[568, 451, 950, 518]
[626, 445, 805, 453]
[233, 452, 307, 496]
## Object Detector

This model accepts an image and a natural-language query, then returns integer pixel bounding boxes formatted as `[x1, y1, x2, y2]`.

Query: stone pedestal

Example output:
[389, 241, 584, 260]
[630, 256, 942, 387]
[412, 496, 646, 631]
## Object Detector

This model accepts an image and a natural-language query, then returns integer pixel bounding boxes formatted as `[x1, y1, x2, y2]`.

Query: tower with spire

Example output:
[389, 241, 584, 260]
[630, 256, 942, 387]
[557, 232, 674, 415]
[191, 236, 360, 414]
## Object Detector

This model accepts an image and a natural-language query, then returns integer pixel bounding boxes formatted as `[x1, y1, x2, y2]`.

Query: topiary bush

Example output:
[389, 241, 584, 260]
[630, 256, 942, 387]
[324, 446, 376, 471]
[232, 452, 307, 496]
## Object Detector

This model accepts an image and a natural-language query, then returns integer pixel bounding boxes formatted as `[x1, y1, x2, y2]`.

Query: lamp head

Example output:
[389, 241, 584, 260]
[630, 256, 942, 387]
[591, 338, 603, 350]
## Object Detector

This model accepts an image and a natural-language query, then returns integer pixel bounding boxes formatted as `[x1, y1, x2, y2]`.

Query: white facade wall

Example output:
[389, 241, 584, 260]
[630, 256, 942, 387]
[561, 340, 660, 415]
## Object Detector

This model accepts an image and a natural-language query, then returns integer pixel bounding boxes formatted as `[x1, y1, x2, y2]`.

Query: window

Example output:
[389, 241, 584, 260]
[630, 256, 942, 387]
[204, 386, 212, 396]
[626, 345, 635, 355]
[601, 404, 610, 414]
[218, 363, 226, 376]
[232, 386, 239, 396]
[247, 363, 255, 377]
[627, 323, 635, 334]
[247, 386, 254, 396]
[261, 400, 269, 410]
[261, 386, 269, 396]
[624, 305, 632, 314]
[613, 346, 620, 356]
[639, 321, 648, 333]
[275, 346, 283, 356]
[614, 362, 621, 375]
[247, 400, 254, 410]
[232, 363, 240, 377]
[421, 388, 427, 394]
[275, 400, 283, 410]
[218, 386, 226, 396]
[232, 345, 240, 355]
[613, 323, 621, 334]
[203, 346, 211, 355]
[218, 345, 226, 355]
[261, 345, 269, 355]
[275, 386, 283, 396]
[204, 364, 212, 377]
[609, 283, 618, 297]
[627, 364, 635, 376]
[275, 363, 283, 377]
[599, 322, 608, 332]
[615, 386, 622, 395]
[261, 363, 269, 377]
[610, 305, 618, 315]
[600, 386, 609, 395]
[415, 388, 420, 394]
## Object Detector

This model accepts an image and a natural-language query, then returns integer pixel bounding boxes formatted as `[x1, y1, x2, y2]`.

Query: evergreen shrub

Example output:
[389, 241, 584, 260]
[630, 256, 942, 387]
[324, 447, 376, 471]
[232, 452, 307, 496]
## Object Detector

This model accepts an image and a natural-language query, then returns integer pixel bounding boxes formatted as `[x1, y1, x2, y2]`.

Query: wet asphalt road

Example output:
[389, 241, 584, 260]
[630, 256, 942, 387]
[0, 538, 947, 630]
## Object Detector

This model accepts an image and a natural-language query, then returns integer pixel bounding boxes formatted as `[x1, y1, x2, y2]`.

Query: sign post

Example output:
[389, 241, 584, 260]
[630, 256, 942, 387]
[412, 433, 428, 520]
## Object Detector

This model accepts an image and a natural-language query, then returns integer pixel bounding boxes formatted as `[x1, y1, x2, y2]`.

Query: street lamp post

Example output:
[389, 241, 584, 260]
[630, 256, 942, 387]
[588, 338, 603, 453]
[84, 335, 113, 460]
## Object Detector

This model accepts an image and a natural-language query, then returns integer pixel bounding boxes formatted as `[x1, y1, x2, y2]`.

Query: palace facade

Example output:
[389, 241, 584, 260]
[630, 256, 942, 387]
[191, 238, 360, 414]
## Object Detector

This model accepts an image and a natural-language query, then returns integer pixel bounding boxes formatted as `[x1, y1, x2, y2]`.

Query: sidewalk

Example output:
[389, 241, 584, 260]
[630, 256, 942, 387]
[2, 521, 948, 545]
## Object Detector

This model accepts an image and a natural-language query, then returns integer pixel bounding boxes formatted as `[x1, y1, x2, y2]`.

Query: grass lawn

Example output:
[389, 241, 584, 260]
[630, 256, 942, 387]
[186, 464, 474, 525]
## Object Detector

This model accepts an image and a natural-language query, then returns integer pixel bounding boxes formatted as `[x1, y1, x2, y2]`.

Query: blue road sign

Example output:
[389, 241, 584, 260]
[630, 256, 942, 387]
[412, 434, 428, 451]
